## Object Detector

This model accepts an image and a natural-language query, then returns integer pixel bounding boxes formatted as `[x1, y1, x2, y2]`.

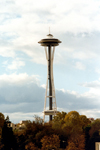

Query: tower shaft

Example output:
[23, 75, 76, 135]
[48, 45, 52, 121]
[43, 46, 57, 122]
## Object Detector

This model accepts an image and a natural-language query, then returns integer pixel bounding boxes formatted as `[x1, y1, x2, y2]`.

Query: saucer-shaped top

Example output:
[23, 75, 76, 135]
[38, 34, 61, 46]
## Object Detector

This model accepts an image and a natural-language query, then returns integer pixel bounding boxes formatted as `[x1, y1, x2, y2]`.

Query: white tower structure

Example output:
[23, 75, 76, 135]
[38, 33, 61, 122]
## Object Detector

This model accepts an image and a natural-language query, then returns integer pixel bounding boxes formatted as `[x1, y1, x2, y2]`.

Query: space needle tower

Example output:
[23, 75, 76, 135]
[38, 32, 61, 122]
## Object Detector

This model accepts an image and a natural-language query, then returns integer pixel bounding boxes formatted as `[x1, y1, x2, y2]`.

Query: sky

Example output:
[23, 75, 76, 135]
[1, 0, 100, 123]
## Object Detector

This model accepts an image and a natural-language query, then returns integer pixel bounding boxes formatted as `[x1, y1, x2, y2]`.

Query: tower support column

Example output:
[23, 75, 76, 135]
[48, 45, 52, 121]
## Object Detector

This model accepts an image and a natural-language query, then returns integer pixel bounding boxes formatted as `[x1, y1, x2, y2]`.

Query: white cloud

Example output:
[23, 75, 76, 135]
[1, 0, 100, 123]
[0, 46, 15, 58]
[1, 0, 100, 36]
[95, 68, 100, 74]
[0, 73, 40, 86]
[0, 74, 100, 122]
[80, 109, 100, 119]
[75, 62, 85, 70]
[7, 59, 25, 70]
[41, 84, 46, 89]
[79, 80, 100, 100]
[80, 80, 100, 88]
[4, 112, 43, 123]
[0, 0, 100, 66]
[73, 51, 97, 60]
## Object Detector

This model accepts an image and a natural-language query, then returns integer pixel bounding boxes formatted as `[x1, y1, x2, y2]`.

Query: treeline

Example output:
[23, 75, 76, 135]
[0, 111, 100, 150]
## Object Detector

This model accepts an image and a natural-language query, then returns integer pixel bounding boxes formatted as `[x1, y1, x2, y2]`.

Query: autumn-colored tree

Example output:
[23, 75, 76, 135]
[41, 134, 60, 150]
[15, 118, 55, 149]
[64, 111, 80, 126]
[66, 134, 85, 150]
[24, 120, 44, 148]
[62, 111, 82, 136]
[0, 113, 5, 149]
[34, 115, 43, 124]
[15, 130, 26, 149]
[0, 113, 5, 128]
[25, 142, 39, 150]
[63, 111, 90, 135]
[0, 141, 4, 150]
[52, 111, 67, 129]
[89, 119, 100, 138]
[79, 115, 90, 129]
[2, 117, 18, 150]
[84, 125, 91, 150]
[35, 123, 54, 148]
[13, 111, 91, 149]
[85, 119, 100, 150]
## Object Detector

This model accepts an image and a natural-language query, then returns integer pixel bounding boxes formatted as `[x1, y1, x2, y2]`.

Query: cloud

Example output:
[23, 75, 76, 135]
[4, 112, 43, 123]
[95, 68, 100, 74]
[75, 62, 85, 70]
[0, 73, 40, 86]
[80, 80, 100, 88]
[7, 59, 25, 70]
[0, 73, 44, 119]
[56, 88, 100, 118]
[0, 73, 100, 122]
[1, 0, 100, 123]
[0, 0, 100, 68]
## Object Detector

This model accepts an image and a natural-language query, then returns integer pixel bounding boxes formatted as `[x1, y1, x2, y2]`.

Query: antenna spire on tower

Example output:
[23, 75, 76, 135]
[49, 27, 50, 34]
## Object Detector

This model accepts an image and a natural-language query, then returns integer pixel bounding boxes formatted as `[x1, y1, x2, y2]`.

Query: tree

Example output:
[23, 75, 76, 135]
[64, 111, 80, 125]
[63, 111, 90, 135]
[0, 113, 5, 149]
[15, 130, 26, 150]
[2, 117, 18, 150]
[52, 111, 69, 148]
[89, 119, 100, 138]
[41, 134, 60, 150]
[66, 134, 85, 150]
[34, 115, 43, 124]
[25, 142, 38, 150]
[62, 111, 82, 136]
[86, 119, 100, 150]
[86, 131, 100, 150]
[79, 115, 90, 129]
[84, 125, 91, 150]
[0, 113, 4, 128]
[52, 111, 67, 129]
[0, 141, 4, 150]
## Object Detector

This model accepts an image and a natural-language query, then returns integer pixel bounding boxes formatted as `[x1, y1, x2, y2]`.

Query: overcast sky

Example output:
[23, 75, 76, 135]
[1, 0, 100, 123]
